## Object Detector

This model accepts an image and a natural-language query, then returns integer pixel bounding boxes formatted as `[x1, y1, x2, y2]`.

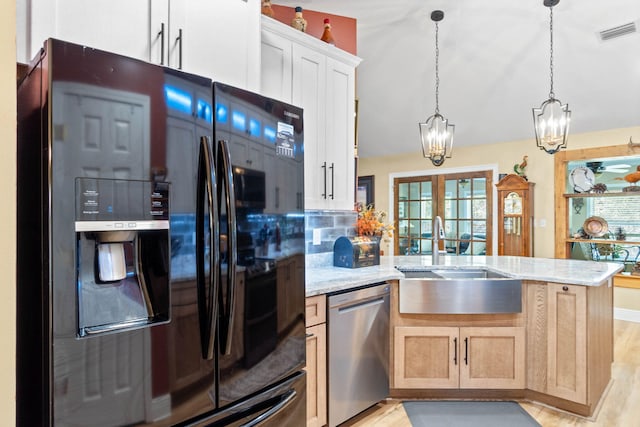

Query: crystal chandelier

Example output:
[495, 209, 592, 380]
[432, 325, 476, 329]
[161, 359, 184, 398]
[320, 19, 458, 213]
[419, 10, 454, 167]
[532, 0, 571, 154]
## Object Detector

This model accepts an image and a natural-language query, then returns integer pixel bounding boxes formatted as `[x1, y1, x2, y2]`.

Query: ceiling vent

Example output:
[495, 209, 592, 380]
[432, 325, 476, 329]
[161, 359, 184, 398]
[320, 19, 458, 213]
[598, 21, 637, 41]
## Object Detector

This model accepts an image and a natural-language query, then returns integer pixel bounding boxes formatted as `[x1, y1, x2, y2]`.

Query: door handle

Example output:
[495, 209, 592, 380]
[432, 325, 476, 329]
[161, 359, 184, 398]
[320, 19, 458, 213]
[217, 139, 237, 356]
[453, 337, 458, 365]
[196, 136, 219, 360]
[464, 337, 469, 365]
[329, 162, 334, 200]
[336, 297, 385, 314]
[157, 22, 165, 65]
[176, 28, 183, 69]
[240, 390, 297, 427]
[321, 162, 327, 199]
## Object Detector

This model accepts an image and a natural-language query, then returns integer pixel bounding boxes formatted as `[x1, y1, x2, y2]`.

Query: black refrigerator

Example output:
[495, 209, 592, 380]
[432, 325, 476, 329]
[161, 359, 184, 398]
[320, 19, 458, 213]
[17, 39, 306, 426]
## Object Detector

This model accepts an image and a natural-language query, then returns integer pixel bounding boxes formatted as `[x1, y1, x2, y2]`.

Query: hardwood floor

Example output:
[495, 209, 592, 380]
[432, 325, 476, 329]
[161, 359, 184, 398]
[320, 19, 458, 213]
[341, 319, 640, 427]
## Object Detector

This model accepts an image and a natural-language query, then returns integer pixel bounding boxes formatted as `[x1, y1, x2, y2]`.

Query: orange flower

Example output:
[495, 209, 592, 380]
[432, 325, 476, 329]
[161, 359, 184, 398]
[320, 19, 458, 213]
[355, 204, 394, 241]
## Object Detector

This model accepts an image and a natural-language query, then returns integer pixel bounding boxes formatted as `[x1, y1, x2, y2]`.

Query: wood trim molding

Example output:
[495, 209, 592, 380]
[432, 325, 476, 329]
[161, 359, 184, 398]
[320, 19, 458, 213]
[554, 144, 640, 258]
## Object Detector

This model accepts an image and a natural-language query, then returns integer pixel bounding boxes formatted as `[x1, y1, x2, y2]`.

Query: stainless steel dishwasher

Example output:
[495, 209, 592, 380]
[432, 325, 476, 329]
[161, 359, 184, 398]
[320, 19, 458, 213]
[328, 283, 390, 427]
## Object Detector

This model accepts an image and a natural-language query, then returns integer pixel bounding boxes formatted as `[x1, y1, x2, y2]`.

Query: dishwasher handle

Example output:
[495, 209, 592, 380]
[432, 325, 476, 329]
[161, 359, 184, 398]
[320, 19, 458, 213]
[335, 296, 386, 314]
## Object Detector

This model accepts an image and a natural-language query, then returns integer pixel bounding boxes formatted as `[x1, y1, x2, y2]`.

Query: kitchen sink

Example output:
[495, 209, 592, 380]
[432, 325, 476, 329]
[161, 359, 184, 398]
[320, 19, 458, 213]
[397, 268, 522, 314]
[402, 269, 510, 279]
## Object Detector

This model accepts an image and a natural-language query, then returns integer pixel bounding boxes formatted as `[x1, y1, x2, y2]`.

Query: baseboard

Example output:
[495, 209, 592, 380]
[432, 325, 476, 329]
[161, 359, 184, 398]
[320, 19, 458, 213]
[614, 307, 640, 323]
[147, 393, 171, 423]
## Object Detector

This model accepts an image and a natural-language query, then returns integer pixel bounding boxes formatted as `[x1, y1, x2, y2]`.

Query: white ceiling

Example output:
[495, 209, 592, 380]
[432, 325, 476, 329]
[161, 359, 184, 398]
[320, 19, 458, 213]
[273, 0, 640, 158]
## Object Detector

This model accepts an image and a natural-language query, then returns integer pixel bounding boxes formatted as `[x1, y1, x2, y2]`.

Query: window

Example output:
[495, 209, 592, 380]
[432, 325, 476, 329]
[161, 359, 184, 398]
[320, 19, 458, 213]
[394, 171, 493, 256]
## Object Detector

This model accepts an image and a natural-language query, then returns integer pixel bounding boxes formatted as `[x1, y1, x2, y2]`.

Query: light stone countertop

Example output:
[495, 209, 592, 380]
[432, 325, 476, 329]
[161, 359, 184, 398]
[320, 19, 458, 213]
[305, 255, 623, 297]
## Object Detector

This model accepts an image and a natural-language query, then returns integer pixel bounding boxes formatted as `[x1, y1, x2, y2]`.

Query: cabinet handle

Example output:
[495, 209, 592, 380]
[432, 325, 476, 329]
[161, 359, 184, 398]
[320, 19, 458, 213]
[562, 286, 569, 291]
[464, 337, 469, 365]
[321, 162, 327, 199]
[329, 162, 335, 200]
[453, 337, 458, 365]
[306, 333, 314, 338]
[158, 22, 165, 65]
[176, 28, 183, 70]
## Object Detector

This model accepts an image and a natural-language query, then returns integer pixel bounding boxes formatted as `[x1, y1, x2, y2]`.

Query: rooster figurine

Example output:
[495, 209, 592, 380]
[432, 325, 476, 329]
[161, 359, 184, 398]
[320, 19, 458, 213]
[513, 155, 528, 178]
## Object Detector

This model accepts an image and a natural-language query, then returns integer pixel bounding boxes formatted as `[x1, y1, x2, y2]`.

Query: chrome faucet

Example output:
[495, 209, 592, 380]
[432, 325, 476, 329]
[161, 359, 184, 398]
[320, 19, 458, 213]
[432, 216, 445, 265]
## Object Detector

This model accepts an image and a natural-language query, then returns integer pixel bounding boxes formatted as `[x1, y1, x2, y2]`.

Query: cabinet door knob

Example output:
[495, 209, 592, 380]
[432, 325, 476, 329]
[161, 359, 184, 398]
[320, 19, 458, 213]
[562, 285, 569, 292]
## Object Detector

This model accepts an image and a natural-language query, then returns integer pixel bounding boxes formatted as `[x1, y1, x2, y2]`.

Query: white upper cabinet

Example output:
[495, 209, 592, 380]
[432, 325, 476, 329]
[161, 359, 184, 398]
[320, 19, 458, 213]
[166, 0, 261, 91]
[17, 0, 261, 91]
[261, 16, 361, 211]
[18, 0, 152, 63]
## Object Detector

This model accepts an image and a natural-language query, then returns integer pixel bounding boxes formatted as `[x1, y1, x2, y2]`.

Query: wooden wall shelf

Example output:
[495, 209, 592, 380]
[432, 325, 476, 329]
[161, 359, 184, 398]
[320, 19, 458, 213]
[614, 274, 640, 289]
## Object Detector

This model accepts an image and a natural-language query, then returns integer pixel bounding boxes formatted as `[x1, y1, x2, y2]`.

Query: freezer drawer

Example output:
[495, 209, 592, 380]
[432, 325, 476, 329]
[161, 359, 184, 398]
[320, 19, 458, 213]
[328, 283, 390, 427]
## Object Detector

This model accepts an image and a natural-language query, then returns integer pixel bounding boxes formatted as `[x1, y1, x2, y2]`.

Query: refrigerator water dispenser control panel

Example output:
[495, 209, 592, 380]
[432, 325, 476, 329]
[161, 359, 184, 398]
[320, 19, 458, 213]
[74, 178, 171, 337]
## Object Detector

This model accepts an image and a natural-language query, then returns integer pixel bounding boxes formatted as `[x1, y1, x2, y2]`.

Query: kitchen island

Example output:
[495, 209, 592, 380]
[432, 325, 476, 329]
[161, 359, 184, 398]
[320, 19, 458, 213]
[305, 255, 622, 420]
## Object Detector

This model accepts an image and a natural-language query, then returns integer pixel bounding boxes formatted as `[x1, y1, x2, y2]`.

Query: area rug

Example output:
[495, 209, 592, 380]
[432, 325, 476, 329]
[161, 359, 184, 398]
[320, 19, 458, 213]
[402, 401, 541, 427]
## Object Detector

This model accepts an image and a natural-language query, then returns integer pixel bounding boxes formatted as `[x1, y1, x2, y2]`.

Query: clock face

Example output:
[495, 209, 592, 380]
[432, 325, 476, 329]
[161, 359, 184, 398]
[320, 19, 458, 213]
[569, 167, 595, 193]
[504, 192, 522, 215]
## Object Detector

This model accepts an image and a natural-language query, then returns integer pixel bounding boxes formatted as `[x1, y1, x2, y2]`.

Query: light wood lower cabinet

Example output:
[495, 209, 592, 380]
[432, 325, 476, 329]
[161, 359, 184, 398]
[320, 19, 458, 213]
[394, 326, 525, 390]
[305, 295, 327, 427]
[527, 281, 612, 408]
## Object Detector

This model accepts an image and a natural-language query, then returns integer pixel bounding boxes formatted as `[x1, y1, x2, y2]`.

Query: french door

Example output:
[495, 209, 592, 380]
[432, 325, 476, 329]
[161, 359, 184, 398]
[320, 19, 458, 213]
[394, 171, 493, 256]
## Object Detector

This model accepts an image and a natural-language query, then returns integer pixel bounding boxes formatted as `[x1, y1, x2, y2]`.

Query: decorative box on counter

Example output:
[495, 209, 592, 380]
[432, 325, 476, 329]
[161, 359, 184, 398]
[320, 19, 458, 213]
[333, 236, 380, 268]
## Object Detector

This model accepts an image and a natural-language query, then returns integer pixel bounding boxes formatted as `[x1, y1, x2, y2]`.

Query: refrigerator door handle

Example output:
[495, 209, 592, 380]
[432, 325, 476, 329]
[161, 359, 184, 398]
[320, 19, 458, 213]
[196, 136, 219, 360]
[217, 139, 237, 356]
[240, 389, 297, 427]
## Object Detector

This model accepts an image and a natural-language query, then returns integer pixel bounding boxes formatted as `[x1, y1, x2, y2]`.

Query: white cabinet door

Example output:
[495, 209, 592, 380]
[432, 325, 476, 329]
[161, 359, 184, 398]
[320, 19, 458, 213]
[18, 0, 154, 63]
[292, 44, 327, 211]
[172, 0, 260, 90]
[261, 28, 293, 103]
[325, 57, 356, 211]
[54, 0, 153, 61]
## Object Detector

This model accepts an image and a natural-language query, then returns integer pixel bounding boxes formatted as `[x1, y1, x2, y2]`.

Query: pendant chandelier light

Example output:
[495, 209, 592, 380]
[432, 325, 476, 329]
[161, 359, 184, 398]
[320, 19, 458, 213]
[532, 0, 571, 154]
[419, 10, 454, 167]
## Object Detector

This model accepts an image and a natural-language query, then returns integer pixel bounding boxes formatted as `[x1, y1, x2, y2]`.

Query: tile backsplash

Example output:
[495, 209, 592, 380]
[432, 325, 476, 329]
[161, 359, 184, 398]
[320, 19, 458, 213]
[305, 210, 357, 266]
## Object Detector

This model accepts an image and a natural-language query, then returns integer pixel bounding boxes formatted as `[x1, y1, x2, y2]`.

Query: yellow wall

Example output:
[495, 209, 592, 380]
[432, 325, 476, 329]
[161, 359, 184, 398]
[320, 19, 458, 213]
[1, 0, 17, 424]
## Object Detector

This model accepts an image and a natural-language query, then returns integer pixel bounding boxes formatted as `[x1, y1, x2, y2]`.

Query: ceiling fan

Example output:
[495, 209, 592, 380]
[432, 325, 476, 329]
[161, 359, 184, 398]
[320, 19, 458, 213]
[585, 161, 631, 175]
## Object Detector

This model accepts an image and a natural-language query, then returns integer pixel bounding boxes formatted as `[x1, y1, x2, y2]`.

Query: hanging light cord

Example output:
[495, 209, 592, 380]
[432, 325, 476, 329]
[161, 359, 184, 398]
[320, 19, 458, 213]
[434, 20, 440, 115]
[548, 6, 555, 100]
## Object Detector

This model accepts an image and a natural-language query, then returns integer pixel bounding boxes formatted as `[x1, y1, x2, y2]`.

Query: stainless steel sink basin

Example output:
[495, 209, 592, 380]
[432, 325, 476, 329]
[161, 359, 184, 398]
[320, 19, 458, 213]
[397, 268, 522, 314]
[402, 269, 509, 279]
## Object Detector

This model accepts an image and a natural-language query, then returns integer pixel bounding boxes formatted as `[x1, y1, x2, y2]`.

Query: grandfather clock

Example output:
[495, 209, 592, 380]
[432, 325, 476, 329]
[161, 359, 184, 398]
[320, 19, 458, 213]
[496, 174, 534, 256]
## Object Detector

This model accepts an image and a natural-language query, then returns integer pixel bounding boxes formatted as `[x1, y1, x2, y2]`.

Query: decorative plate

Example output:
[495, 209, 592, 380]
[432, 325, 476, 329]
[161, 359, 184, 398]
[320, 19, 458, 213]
[583, 216, 609, 238]
[569, 167, 595, 193]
